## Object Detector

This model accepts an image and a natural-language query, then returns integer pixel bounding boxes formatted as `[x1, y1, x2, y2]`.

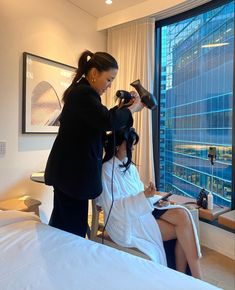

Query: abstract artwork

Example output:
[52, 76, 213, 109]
[22, 52, 76, 133]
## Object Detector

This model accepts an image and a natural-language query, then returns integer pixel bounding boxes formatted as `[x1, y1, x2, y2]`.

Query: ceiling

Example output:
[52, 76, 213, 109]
[67, 0, 147, 18]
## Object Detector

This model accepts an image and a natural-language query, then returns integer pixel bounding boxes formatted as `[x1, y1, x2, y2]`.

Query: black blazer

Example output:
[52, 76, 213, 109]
[45, 78, 133, 199]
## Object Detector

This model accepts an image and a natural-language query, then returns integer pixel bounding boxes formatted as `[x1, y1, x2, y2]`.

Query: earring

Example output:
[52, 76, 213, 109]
[92, 78, 96, 83]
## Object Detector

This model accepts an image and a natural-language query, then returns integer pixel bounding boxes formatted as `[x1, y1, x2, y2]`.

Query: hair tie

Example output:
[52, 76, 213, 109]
[87, 52, 94, 62]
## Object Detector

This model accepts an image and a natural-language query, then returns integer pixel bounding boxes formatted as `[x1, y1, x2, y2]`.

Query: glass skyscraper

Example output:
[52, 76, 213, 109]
[158, 1, 234, 207]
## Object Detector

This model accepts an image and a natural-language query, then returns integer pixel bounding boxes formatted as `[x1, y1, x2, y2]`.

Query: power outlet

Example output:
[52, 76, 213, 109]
[0, 141, 6, 155]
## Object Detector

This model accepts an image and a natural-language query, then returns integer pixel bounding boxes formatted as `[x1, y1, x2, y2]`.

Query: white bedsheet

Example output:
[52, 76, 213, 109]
[0, 211, 221, 290]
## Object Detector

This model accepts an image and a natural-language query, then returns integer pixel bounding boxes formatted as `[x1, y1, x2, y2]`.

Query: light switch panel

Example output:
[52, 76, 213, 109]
[0, 141, 6, 155]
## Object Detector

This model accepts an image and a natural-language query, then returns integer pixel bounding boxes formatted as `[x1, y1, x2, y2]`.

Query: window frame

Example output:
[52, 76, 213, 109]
[153, 0, 235, 210]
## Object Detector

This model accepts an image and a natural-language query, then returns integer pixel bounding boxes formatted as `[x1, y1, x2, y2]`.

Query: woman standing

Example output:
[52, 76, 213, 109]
[45, 50, 143, 237]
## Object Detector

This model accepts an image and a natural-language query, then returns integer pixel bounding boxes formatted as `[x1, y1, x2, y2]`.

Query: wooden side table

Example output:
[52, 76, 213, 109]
[0, 196, 41, 216]
[198, 205, 230, 221]
[218, 210, 235, 230]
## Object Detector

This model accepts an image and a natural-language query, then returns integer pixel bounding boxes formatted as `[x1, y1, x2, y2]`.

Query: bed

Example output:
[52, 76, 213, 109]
[0, 210, 221, 290]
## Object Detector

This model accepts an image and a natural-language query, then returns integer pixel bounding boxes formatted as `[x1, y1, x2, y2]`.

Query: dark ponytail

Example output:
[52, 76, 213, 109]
[62, 50, 118, 104]
[103, 128, 139, 172]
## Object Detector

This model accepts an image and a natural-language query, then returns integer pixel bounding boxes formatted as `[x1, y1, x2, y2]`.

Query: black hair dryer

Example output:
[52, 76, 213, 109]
[116, 79, 158, 110]
[131, 80, 158, 110]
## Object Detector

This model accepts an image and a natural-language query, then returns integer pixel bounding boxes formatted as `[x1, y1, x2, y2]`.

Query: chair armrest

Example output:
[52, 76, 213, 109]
[90, 200, 100, 241]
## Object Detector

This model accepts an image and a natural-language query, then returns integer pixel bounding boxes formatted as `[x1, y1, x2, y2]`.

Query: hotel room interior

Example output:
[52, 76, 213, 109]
[0, 0, 234, 289]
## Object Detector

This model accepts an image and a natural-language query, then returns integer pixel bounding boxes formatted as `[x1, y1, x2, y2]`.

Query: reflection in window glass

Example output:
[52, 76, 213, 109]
[158, 1, 234, 207]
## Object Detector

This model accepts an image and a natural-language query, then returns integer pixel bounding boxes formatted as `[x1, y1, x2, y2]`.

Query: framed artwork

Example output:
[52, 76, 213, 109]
[22, 52, 76, 133]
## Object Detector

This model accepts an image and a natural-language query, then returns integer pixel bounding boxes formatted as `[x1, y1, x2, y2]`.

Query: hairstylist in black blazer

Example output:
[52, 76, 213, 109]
[45, 50, 144, 237]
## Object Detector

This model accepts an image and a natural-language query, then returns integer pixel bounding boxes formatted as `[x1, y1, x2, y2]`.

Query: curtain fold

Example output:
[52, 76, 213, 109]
[105, 18, 156, 185]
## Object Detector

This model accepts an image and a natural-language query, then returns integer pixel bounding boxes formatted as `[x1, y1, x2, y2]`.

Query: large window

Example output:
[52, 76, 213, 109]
[154, 0, 234, 208]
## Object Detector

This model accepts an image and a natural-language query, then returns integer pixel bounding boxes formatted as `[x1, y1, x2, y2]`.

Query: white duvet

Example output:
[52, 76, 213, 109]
[0, 211, 221, 290]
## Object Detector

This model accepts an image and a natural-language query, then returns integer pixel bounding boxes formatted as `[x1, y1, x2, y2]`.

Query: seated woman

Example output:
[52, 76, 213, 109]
[96, 127, 202, 279]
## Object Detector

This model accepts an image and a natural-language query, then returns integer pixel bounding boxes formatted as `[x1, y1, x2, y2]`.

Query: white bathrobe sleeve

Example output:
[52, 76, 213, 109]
[99, 161, 152, 217]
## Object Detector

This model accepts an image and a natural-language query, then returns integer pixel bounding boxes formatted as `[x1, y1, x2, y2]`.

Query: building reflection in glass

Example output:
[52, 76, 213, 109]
[159, 1, 234, 207]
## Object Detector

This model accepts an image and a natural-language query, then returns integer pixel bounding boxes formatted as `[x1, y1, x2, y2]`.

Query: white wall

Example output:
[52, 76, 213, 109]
[0, 0, 106, 222]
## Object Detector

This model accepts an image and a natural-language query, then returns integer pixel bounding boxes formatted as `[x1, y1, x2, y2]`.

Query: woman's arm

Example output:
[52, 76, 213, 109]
[66, 86, 133, 132]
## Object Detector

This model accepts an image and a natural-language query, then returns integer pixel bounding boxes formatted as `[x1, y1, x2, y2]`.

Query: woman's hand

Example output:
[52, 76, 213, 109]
[155, 200, 170, 207]
[128, 91, 144, 113]
[144, 182, 156, 198]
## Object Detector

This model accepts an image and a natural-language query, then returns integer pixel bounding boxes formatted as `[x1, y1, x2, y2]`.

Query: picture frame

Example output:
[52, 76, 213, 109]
[22, 52, 76, 133]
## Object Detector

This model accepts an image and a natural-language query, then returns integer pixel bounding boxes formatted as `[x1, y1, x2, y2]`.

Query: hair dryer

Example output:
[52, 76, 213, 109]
[116, 90, 133, 104]
[115, 80, 157, 110]
[130, 80, 157, 110]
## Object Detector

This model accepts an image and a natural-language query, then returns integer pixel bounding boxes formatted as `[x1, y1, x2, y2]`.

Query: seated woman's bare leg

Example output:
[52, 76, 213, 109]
[175, 239, 188, 273]
[159, 208, 202, 279]
[156, 219, 187, 274]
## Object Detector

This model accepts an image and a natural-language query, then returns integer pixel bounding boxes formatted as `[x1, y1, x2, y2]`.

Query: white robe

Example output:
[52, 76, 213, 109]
[96, 157, 201, 265]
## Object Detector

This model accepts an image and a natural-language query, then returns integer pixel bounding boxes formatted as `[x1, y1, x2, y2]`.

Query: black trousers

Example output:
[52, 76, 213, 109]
[49, 187, 88, 238]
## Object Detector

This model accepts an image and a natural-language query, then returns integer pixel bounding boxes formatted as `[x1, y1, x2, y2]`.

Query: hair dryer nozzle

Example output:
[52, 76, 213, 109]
[130, 79, 157, 110]
[116, 90, 132, 103]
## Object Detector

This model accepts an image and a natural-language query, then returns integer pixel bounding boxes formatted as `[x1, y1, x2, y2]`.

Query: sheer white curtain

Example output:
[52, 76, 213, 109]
[105, 18, 156, 185]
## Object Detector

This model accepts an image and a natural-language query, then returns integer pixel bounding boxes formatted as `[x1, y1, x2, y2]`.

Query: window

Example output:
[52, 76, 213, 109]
[154, 0, 234, 208]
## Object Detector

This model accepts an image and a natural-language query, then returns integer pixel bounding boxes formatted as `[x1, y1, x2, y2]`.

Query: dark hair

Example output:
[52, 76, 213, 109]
[62, 50, 118, 103]
[103, 127, 139, 171]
